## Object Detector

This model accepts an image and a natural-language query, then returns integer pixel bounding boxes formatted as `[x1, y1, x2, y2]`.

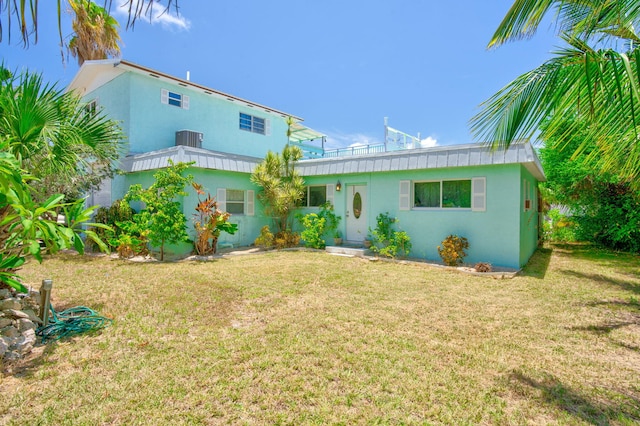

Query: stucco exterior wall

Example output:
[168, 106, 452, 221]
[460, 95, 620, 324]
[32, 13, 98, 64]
[302, 164, 527, 269]
[86, 72, 292, 158]
[519, 166, 540, 267]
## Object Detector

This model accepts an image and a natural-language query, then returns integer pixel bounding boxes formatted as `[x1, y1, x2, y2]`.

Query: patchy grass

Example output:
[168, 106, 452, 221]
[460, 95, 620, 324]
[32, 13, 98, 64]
[1, 244, 639, 424]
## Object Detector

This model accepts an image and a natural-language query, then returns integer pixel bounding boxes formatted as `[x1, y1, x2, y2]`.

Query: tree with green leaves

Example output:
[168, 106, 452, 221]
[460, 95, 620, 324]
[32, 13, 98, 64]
[0, 66, 123, 203]
[250, 145, 304, 234]
[0, 0, 179, 46]
[471, 1, 640, 187]
[0, 137, 109, 293]
[540, 118, 640, 252]
[123, 161, 193, 261]
[68, 0, 121, 65]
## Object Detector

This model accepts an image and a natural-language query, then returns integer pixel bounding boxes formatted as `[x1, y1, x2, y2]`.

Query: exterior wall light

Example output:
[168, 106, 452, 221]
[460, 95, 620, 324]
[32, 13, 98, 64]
[336, 181, 342, 191]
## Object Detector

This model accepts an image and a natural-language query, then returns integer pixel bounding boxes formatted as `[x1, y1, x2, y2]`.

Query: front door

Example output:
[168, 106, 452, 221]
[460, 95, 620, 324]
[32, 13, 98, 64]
[346, 185, 367, 242]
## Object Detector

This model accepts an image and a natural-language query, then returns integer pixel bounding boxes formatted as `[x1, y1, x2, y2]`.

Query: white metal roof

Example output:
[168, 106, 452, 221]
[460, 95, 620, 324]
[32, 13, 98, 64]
[121, 142, 545, 181]
[296, 142, 546, 181]
[121, 145, 262, 174]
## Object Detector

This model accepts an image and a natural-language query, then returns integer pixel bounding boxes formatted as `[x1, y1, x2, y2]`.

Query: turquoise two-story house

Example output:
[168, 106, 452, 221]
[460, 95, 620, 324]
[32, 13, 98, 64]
[69, 59, 545, 269]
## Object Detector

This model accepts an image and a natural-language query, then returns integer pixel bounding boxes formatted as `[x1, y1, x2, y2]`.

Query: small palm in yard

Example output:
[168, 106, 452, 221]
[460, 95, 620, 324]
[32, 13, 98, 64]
[2, 244, 639, 424]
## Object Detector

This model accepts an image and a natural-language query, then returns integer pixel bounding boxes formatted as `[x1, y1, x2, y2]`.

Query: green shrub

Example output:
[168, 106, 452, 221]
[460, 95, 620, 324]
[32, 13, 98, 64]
[274, 230, 300, 249]
[254, 226, 299, 249]
[438, 235, 469, 266]
[370, 212, 412, 258]
[89, 199, 135, 252]
[299, 213, 326, 249]
[544, 209, 576, 242]
[254, 225, 274, 249]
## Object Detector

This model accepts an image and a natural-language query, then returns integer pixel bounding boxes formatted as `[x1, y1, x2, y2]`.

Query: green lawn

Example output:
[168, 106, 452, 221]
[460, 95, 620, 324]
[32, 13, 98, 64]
[1, 245, 639, 425]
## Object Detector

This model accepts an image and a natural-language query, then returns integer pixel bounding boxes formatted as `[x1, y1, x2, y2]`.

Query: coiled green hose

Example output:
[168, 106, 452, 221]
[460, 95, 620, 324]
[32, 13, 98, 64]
[36, 304, 112, 343]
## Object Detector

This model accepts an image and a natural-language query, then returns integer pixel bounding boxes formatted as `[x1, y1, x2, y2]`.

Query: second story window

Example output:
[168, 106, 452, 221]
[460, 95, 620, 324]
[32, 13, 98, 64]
[239, 112, 267, 135]
[84, 99, 98, 116]
[161, 88, 189, 110]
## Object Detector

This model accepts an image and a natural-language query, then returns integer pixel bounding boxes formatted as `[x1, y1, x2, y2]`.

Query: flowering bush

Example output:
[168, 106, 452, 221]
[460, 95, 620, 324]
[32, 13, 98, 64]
[192, 183, 238, 255]
[438, 235, 469, 266]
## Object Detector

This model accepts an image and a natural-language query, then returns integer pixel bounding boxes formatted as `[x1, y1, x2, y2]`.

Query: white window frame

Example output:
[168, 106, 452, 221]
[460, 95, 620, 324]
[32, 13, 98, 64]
[239, 112, 269, 135]
[161, 88, 189, 110]
[408, 177, 486, 211]
[216, 188, 254, 216]
[85, 98, 98, 116]
[302, 185, 330, 207]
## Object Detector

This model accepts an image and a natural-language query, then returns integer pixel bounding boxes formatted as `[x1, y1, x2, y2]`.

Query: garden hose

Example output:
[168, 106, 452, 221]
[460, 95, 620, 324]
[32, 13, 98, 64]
[36, 304, 112, 343]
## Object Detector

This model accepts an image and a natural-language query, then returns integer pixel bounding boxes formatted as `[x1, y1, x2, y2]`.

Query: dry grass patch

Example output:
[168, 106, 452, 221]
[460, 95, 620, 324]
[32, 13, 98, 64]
[1, 245, 639, 424]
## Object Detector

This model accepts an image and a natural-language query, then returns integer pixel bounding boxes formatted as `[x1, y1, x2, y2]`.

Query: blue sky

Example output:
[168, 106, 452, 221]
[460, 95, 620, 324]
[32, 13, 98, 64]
[3, 1, 558, 149]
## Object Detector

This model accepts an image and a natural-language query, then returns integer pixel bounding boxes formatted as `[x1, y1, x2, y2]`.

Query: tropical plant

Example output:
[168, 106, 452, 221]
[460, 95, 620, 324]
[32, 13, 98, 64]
[438, 235, 469, 266]
[0, 66, 123, 203]
[192, 182, 238, 255]
[539, 117, 640, 251]
[471, 0, 640, 188]
[370, 212, 411, 258]
[299, 213, 327, 249]
[89, 199, 136, 251]
[254, 225, 274, 249]
[273, 230, 300, 249]
[0, 138, 108, 292]
[544, 208, 577, 243]
[111, 220, 149, 259]
[370, 212, 396, 249]
[68, 0, 121, 65]
[298, 201, 342, 249]
[319, 202, 341, 238]
[250, 145, 305, 237]
[123, 160, 193, 261]
[0, 0, 179, 46]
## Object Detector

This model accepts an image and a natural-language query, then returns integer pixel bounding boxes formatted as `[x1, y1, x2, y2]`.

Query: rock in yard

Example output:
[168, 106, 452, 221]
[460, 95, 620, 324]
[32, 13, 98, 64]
[0, 318, 13, 328]
[0, 337, 8, 356]
[0, 298, 22, 311]
[17, 318, 37, 332]
[4, 309, 29, 320]
[1, 325, 20, 338]
[14, 329, 36, 355]
[22, 308, 42, 323]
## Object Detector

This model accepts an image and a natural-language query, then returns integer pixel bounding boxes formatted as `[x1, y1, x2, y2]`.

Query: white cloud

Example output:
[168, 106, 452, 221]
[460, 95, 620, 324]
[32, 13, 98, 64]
[420, 136, 438, 148]
[116, 1, 191, 31]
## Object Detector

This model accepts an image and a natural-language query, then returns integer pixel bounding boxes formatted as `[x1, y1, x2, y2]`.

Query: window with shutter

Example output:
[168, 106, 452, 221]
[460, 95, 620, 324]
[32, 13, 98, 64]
[246, 190, 255, 216]
[216, 188, 226, 213]
[472, 177, 486, 212]
[326, 184, 335, 206]
[399, 180, 411, 211]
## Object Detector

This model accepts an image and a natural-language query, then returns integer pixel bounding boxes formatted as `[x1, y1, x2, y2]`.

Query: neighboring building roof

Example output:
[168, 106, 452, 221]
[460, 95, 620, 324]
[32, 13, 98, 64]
[297, 141, 546, 181]
[123, 142, 545, 181]
[67, 59, 302, 121]
[121, 145, 262, 174]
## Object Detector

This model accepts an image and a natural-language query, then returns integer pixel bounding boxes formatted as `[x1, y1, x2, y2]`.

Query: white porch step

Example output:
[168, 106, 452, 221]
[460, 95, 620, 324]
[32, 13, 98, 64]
[325, 245, 369, 257]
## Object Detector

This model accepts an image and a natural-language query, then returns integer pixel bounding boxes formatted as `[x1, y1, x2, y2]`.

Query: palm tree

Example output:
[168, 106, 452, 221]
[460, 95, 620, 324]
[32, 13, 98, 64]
[68, 0, 121, 65]
[470, 1, 640, 186]
[0, 0, 179, 46]
[251, 145, 305, 234]
[0, 67, 124, 203]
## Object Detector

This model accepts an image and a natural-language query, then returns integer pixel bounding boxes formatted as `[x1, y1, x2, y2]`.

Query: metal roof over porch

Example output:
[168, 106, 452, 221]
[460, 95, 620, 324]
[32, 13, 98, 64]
[121, 145, 262, 174]
[121, 142, 544, 181]
[296, 142, 545, 181]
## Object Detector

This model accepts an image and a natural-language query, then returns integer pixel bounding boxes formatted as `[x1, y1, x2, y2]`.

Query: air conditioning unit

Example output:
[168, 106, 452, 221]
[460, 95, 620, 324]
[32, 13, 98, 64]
[175, 130, 203, 148]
